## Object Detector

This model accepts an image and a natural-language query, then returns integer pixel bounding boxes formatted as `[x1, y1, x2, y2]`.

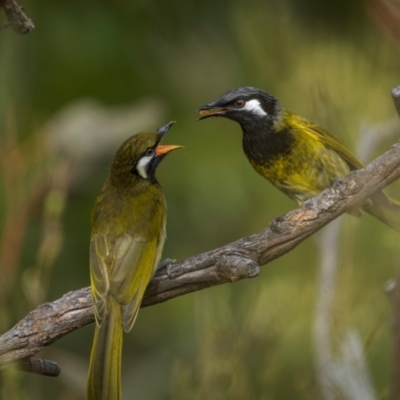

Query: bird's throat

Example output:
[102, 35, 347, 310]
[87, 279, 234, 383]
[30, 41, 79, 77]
[242, 123, 295, 167]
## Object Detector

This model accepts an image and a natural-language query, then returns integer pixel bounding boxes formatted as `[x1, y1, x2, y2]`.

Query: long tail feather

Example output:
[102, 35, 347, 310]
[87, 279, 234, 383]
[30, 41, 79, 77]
[363, 194, 400, 233]
[86, 299, 123, 400]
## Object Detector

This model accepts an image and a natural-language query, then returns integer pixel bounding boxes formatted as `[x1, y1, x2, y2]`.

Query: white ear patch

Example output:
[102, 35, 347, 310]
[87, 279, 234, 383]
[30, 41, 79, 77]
[243, 99, 267, 116]
[136, 155, 153, 179]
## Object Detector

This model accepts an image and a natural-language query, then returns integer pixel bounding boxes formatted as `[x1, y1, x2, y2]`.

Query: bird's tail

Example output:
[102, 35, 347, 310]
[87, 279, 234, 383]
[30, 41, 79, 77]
[363, 193, 400, 234]
[86, 298, 123, 400]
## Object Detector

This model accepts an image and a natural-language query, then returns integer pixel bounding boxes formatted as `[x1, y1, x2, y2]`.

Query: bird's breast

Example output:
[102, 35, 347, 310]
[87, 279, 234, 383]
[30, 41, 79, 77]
[92, 182, 167, 238]
[243, 127, 351, 203]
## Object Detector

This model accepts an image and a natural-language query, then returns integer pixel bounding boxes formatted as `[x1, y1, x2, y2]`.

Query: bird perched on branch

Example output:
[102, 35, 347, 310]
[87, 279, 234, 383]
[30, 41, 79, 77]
[86, 121, 182, 400]
[197, 87, 400, 232]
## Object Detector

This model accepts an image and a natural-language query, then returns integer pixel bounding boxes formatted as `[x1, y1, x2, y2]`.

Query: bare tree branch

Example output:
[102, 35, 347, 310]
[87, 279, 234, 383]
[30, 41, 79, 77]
[17, 357, 61, 377]
[0, 0, 34, 34]
[392, 85, 400, 117]
[1, 88, 400, 376]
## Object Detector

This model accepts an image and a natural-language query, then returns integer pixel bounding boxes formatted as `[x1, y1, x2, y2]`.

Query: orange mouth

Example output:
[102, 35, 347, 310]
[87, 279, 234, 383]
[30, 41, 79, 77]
[155, 145, 184, 156]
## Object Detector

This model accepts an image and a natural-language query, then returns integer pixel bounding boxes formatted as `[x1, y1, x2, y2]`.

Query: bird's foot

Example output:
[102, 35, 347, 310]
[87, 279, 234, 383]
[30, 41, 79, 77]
[157, 258, 177, 277]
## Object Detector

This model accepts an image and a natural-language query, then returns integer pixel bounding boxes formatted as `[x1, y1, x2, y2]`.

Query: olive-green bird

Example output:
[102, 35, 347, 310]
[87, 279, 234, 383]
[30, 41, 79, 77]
[197, 87, 400, 232]
[86, 121, 182, 400]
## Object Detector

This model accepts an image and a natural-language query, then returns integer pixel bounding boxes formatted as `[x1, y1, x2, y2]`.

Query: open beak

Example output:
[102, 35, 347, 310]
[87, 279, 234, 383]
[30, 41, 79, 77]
[197, 104, 231, 120]
[155, 144, 184, 157]
[157, 121, 176, 137]
[155, 121, 183, 156]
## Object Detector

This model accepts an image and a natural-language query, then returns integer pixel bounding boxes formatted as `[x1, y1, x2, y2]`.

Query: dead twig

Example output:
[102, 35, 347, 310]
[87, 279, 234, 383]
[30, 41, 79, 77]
[0, 0, 34, 34]
[17, 357, 60, 377]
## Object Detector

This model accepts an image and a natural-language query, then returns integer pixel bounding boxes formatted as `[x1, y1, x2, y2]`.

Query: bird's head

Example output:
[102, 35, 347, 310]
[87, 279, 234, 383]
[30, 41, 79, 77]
[110, 121, 183, 185]
[197, 87, 281, 129]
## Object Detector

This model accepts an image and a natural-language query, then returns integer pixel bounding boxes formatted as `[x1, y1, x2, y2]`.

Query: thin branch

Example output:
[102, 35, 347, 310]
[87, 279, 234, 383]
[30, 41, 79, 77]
[392, 85, 400, 117]
[0, 0, 34, 34]
[0, 136, 400, 374]
[17, 357, 60, 377]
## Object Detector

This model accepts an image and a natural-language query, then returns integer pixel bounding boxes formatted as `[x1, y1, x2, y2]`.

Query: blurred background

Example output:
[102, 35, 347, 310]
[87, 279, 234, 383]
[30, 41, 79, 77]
[1, 0, 400, 399]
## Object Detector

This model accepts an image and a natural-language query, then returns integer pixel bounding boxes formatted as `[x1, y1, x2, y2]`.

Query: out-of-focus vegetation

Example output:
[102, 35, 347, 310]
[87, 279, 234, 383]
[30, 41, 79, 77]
[1, 0, 400, 399]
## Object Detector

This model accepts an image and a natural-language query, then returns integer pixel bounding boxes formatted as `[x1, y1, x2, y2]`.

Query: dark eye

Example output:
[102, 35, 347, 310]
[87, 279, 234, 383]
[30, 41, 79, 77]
[145, 148, 155, 157]
[235, 99, 245, 109]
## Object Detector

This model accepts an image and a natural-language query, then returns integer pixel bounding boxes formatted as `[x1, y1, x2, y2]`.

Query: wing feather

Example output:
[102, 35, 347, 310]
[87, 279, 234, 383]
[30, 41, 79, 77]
[90, 216, 166, 332]
[90, 236, 110, 325]
[292, 115, 391, 205]
[296, 117, 363, 170]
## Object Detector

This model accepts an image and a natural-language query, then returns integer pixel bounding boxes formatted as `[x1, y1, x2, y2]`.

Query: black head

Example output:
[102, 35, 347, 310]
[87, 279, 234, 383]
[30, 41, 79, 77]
[197, 88, 294, 167]
[197, 87, 281, 128]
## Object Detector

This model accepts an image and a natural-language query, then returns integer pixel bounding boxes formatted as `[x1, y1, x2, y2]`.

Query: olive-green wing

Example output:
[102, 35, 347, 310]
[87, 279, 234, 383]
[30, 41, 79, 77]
[293, 115, 364, 170]
[90, 234, 110, 325]
[293, 114, 394, 208]
[90, 223, 166, 332]
[109, 228, 166, 332]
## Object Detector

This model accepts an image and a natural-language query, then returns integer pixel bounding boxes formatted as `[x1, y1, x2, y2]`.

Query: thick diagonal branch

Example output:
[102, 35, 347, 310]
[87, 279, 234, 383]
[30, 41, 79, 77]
[1, 136, 400, 371]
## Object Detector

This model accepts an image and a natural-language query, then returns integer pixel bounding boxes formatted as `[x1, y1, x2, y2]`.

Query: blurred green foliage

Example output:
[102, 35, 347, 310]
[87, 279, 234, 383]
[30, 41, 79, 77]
[1, 0, 400, 399]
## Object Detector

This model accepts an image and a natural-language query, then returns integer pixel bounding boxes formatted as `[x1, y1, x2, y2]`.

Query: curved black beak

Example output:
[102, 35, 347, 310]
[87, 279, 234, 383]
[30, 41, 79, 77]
[157, 121, 176, 137]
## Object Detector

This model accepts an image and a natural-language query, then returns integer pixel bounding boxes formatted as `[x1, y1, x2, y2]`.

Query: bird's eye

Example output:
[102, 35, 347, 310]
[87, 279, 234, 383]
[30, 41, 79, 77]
[145, 148, 155, 157]
[235, 99, 246, 109]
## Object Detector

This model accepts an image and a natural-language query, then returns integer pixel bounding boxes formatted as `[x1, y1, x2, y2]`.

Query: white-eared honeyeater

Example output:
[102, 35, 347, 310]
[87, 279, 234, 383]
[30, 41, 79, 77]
[197, 87, 400, 232]
[86, 121, 182, 400]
